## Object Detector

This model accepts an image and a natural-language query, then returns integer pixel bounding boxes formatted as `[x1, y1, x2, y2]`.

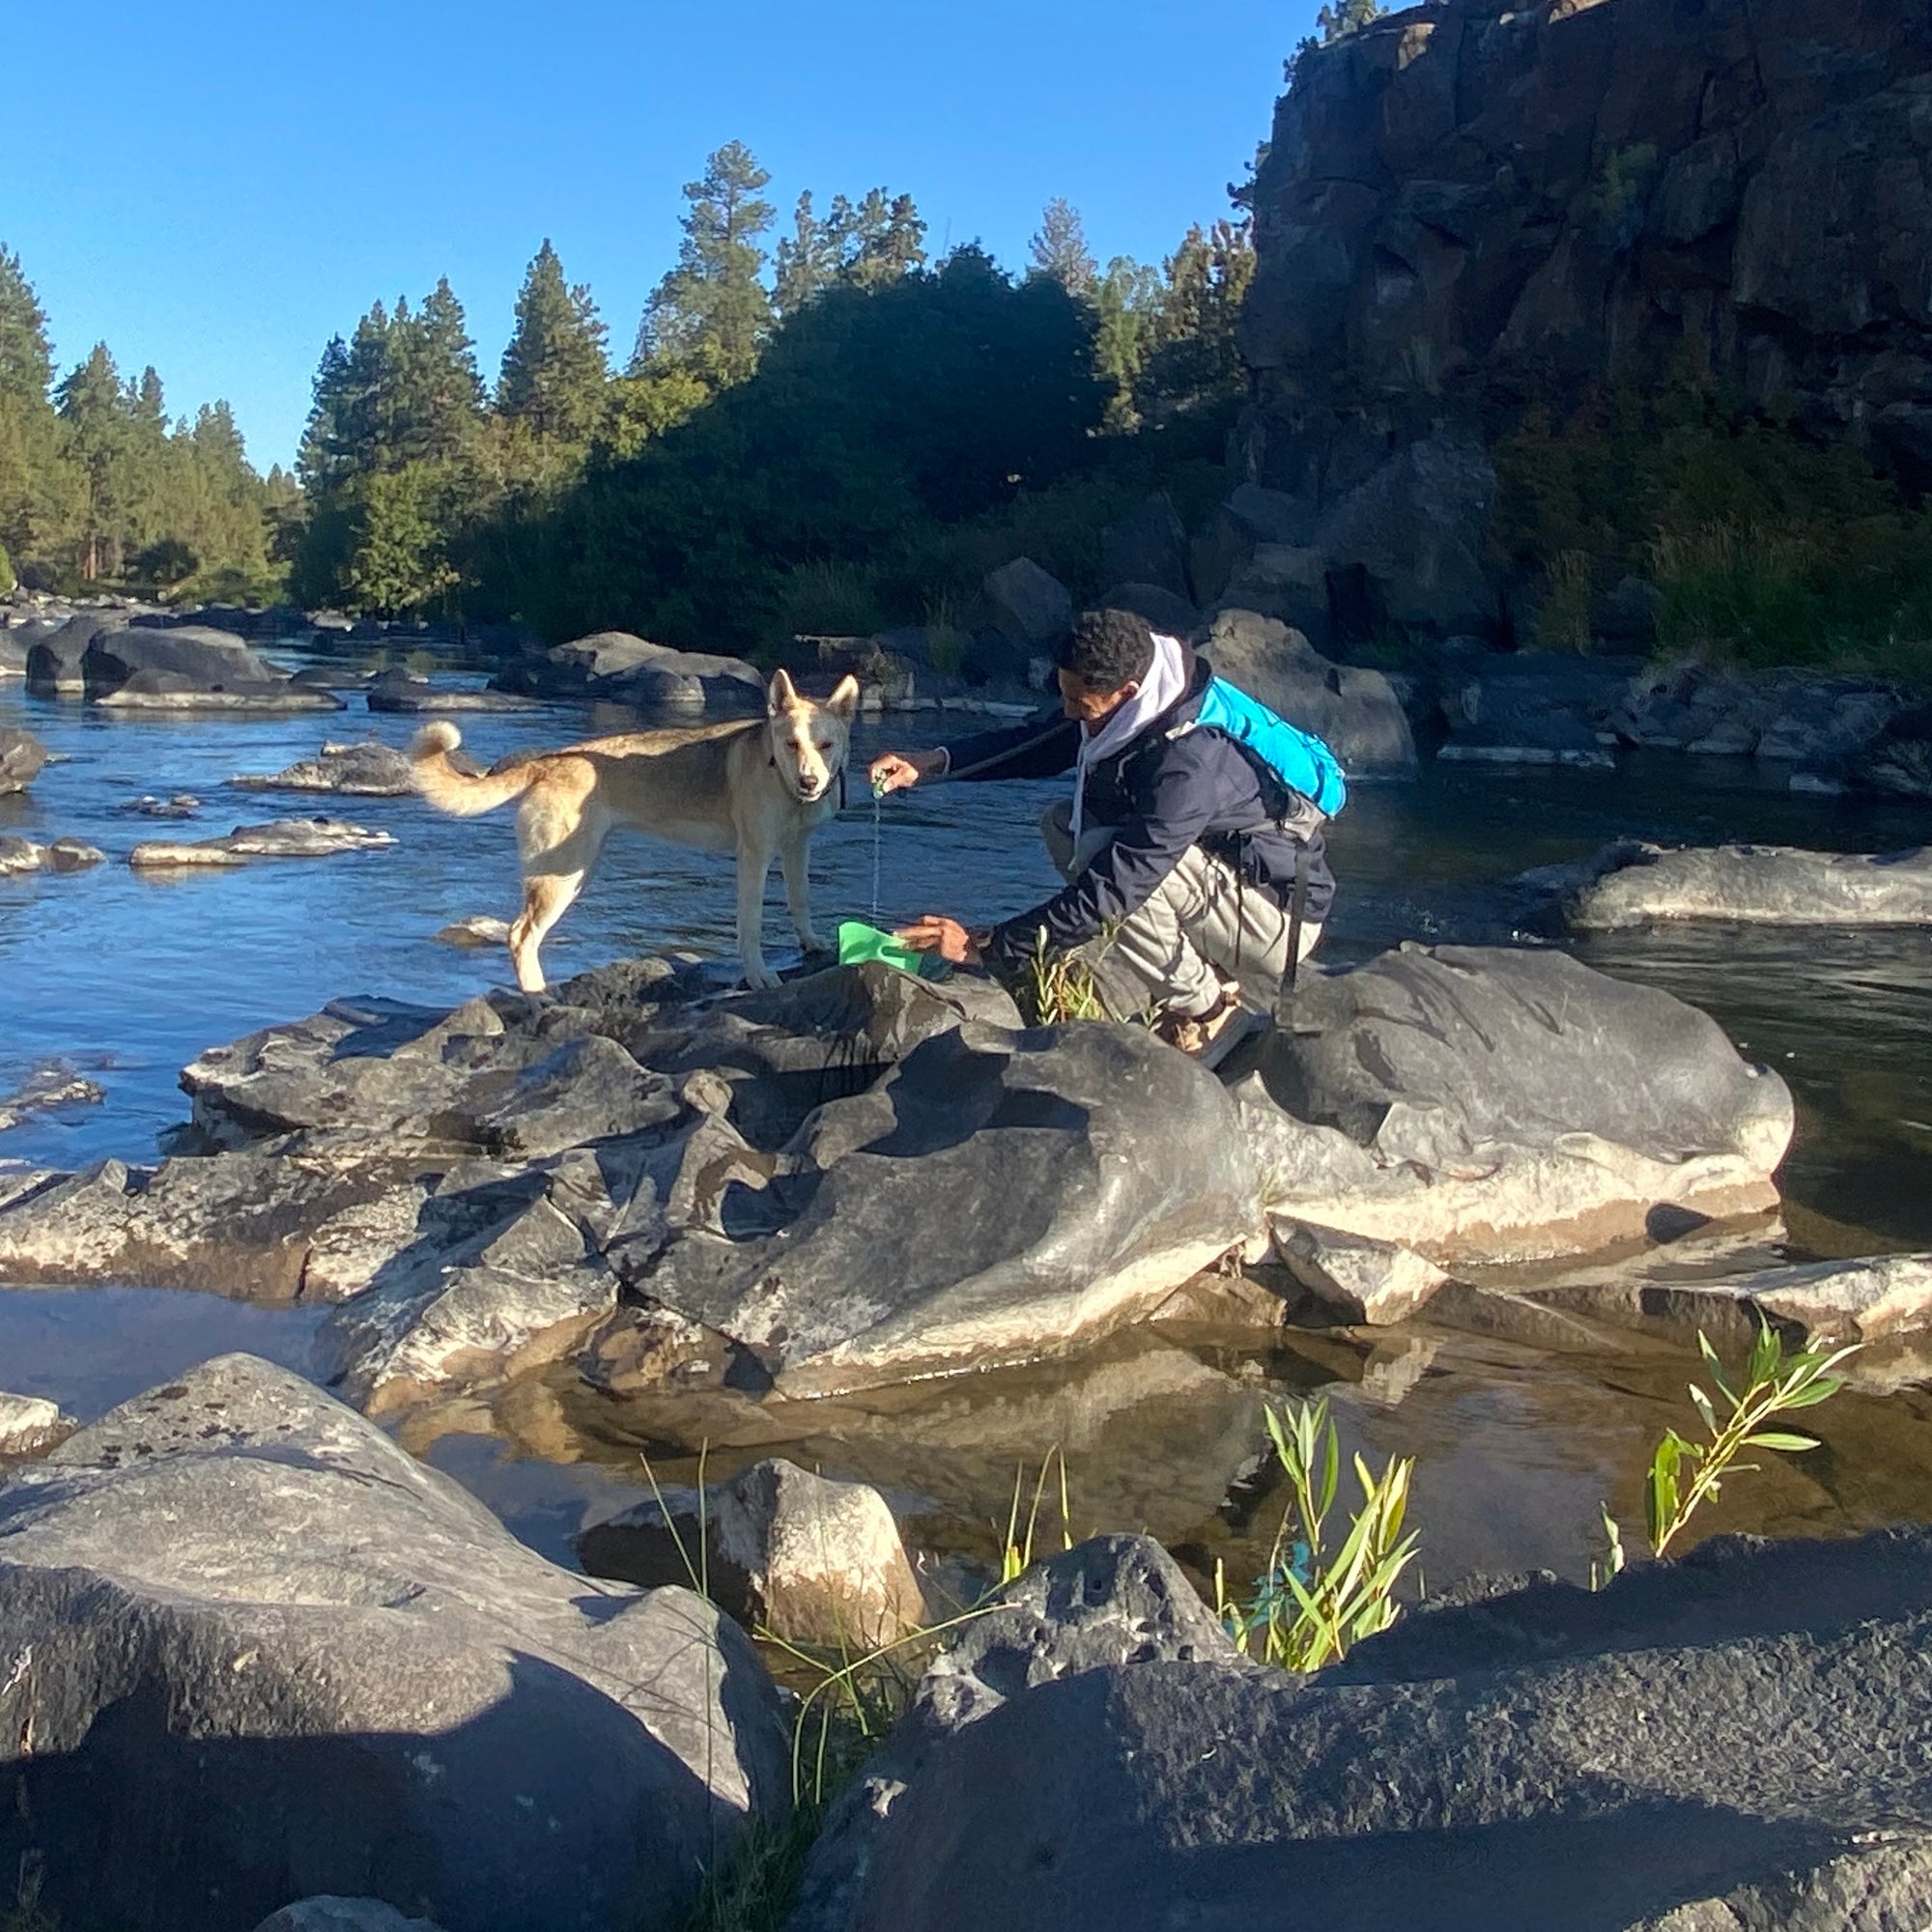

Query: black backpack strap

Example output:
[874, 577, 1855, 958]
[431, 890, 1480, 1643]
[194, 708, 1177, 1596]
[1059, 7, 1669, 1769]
[1273, 840, 1311, 1030]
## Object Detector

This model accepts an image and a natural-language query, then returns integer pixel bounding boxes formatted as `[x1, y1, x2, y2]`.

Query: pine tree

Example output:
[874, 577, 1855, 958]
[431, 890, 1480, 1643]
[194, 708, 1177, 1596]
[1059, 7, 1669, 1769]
[634, 141, 775, 389]
[0, 244, 74, 566]
[1138, 218, 1257, 420]
[1094, 255, 1166, 430]
[399, 277, 485, 465]
[774, 192, 838, 318]
[828, 188, 928, 291]
[0, 246, 53, 408]
[1029, 198, 1097, 298]
[497, 240, 609, 449]
[56, 343, 135, 580]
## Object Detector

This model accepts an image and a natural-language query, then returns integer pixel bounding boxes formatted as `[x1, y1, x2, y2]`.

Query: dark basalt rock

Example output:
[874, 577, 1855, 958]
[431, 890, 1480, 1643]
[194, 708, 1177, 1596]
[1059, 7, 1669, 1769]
[0, 1355, 789, 1932]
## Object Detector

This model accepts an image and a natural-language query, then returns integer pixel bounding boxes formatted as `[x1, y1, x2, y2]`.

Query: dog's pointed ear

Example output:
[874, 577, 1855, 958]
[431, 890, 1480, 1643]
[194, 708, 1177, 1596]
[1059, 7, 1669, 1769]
[766, 668, 800, 716]
[826, 674, 861, 722]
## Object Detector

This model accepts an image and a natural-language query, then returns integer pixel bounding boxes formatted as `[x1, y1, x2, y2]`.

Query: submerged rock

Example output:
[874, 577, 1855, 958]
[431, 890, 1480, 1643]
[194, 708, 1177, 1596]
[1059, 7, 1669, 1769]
[0, 1355, 789, 1932]
[229, 741, 417, 797]
[793, 1524, 1932, 1932]
[118, 792, 202, 818]
[1235, 945, 1792, 1264]
[433, 914, 513, 949]
[250, 1903, 447, 1932]
[0, 726, 47, 793]
[0, 1064, 105, 1132]
[580, 1457, 929, 1647]
[1563, 842, 1932, 930]
[128, 817, 396, 867]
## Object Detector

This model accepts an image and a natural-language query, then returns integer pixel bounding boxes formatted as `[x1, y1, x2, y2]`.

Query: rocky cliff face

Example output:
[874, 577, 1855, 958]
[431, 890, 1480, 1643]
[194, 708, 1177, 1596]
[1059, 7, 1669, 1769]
[1236, 0, 1932, 638]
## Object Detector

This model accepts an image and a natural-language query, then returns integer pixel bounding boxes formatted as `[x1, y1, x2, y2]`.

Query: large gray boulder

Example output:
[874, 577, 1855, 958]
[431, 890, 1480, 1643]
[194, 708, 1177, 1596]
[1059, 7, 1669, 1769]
[77, 624, 345, 713]
[632, 1012, 1264, 1397]
[24, 612, 128, 695]
[1236, 945, 1793, 1264]
[796, 1525, 1932, 1932]
[787, 1535, 1240, 1932]
[1311, 434, 1497, 638]
[970, 558, 1073, 650]
[1098, 494, 1191, 602]
[1202, 610, 1416, 772]
[0, 726, 47, 793]
[493, 632, 763, 712]
[0, 1354, 789, 1932]
[1564, 843, 1932, 930]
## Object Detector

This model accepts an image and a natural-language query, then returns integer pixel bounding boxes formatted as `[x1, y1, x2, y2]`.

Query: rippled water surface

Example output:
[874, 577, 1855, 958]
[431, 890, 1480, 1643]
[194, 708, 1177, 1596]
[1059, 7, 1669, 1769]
[3, 649, 1930, 1595]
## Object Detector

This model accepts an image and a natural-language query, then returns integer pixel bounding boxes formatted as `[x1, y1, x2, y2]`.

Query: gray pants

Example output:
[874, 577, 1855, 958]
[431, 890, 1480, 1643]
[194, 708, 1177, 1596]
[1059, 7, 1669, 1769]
[1039, 801, 1321, 1021]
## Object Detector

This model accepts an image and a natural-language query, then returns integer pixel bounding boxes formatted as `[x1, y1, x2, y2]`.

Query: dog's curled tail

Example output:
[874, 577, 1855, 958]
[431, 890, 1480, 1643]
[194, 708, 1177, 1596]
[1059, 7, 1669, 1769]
[409, 721, 538, 817]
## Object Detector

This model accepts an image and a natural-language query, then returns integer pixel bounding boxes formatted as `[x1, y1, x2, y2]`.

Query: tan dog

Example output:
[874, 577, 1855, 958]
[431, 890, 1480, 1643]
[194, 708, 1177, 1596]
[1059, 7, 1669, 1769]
[411, 668, 860, 993]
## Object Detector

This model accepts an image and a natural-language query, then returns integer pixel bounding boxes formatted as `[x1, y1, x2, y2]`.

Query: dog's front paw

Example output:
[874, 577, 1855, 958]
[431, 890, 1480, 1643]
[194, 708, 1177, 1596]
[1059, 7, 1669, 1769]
[742, 961, 782, 991]
[797, 929, 833, 956]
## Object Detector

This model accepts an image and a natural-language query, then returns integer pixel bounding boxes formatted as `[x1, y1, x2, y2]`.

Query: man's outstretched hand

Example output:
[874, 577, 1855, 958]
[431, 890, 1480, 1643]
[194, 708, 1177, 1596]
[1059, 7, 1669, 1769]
[895, 915, 982, 964]
[868, 749, 946, 794]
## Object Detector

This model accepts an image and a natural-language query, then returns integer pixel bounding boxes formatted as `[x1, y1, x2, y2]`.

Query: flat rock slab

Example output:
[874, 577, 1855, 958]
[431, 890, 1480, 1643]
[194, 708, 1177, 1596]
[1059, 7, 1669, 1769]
[795, 1526, 1932, 1932]
[366, 670, 540, 714]
[1565, 843, 1932, 929]
[1532, 1249, 1932, 1350]
[1235, 944, 1793, 1264]
[128, 818, 396, 867]
[0, 1354, 789, 1932]
[230, 742, 417, 797]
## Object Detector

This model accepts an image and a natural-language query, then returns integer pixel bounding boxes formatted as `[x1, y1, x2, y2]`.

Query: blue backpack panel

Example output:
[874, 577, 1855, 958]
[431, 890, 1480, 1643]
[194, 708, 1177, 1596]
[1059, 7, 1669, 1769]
[1192, 677, 1348, 819]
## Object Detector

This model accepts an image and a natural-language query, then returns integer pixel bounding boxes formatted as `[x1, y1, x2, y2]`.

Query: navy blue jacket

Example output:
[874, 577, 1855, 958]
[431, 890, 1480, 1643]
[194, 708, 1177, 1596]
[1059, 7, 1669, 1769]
[942, 646, 1338, 978]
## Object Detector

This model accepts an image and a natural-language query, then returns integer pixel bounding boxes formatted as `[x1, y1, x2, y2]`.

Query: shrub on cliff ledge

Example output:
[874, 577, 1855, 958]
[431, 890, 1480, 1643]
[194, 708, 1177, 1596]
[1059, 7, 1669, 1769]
[1494, 382, 1932, 675]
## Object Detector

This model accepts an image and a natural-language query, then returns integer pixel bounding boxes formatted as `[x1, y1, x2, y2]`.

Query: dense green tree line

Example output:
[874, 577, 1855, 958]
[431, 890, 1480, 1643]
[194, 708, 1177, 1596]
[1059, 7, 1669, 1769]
[290, 141, 1257, 638]
[0, 247, 288, 600]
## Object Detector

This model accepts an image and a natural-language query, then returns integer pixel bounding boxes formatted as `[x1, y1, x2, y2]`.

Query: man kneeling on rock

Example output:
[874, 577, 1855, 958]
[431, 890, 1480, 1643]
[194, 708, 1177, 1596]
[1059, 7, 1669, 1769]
[872, 608, 1338, 1064]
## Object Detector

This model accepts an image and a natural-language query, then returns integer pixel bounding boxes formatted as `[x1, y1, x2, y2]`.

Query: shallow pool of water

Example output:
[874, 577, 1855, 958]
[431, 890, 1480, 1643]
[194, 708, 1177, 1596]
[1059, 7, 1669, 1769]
[3, 650, 1930, 1597]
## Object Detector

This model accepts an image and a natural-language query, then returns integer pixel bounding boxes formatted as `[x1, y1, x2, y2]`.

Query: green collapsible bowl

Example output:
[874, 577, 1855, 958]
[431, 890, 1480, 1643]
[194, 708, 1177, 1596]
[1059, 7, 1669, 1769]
[837, 920, 948, 979]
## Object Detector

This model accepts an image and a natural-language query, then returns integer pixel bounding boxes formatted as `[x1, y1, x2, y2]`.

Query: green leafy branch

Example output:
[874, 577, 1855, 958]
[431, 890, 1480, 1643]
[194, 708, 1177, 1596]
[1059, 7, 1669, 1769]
[1596, 1319, 1858, 1584]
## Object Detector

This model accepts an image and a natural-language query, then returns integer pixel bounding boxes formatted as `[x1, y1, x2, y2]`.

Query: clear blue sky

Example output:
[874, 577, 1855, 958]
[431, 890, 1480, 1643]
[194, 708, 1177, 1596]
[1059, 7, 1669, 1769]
[6, 0, 1313, 472]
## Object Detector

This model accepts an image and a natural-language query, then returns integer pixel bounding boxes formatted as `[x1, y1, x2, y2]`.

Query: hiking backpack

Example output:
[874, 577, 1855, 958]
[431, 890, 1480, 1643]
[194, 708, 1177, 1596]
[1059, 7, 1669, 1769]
[1188, 677, 1348, 820]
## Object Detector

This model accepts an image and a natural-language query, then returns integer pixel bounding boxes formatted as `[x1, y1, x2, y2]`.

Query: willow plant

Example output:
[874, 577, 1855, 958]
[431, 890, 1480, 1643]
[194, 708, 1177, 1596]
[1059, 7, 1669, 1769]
[1596, 1318, 1859, 1585]
[1216, 1396, 1419, 1673]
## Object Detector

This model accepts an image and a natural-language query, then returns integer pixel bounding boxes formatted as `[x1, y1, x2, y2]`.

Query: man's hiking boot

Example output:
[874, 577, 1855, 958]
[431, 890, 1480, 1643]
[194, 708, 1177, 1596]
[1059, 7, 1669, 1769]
[1155, 991, 1260, 1071]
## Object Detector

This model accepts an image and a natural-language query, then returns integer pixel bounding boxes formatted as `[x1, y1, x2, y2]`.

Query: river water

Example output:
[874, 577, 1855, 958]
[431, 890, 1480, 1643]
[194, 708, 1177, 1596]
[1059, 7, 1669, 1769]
[3, 648, 1930, 1602]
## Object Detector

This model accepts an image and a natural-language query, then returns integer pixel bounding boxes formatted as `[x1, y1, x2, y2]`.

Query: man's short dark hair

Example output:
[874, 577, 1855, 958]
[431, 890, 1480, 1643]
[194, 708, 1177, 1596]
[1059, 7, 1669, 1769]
[1057, 609, 1155, 691]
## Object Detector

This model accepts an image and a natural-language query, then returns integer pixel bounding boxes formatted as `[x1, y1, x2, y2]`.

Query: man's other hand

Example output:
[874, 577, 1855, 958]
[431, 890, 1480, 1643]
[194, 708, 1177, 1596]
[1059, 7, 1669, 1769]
[895, 915, 981, 964]
[868, 749, 944, 794]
